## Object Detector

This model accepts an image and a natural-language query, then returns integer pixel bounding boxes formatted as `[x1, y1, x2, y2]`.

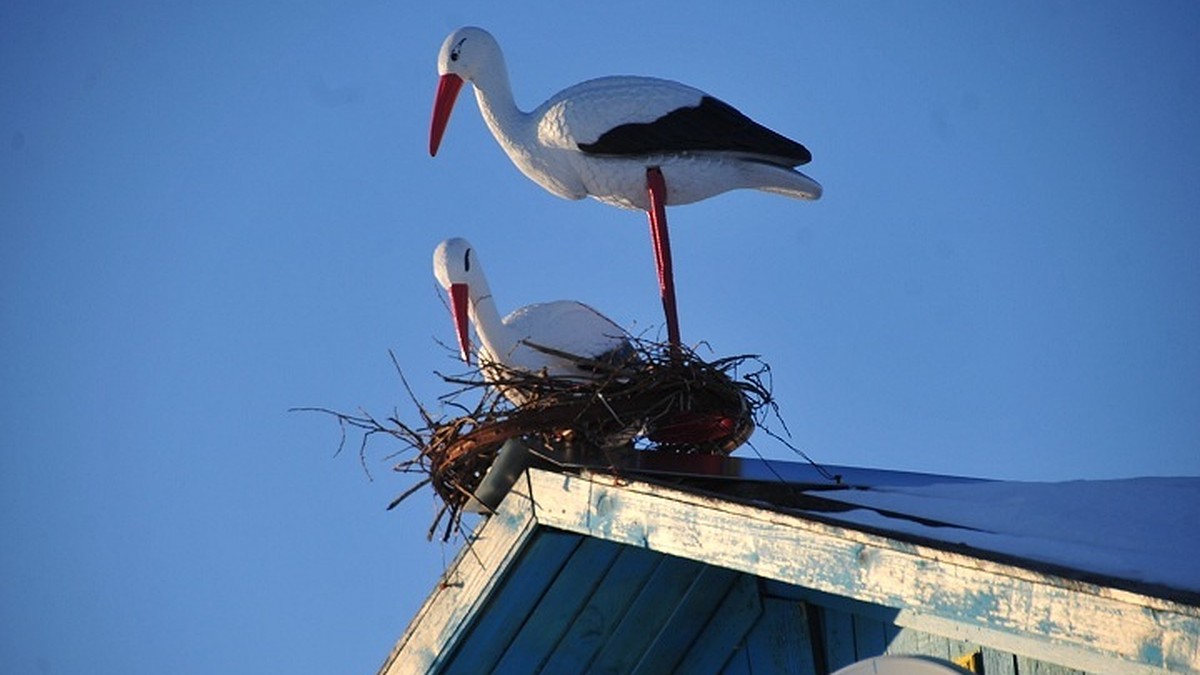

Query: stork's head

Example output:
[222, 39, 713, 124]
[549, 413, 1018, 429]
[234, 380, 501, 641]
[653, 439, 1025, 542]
[429, 26, 503, 156]
[432, 237, 479, 364]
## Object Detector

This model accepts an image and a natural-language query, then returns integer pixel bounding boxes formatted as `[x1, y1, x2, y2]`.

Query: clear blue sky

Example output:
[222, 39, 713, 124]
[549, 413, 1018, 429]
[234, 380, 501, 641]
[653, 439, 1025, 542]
[2, 2, 1198, 673]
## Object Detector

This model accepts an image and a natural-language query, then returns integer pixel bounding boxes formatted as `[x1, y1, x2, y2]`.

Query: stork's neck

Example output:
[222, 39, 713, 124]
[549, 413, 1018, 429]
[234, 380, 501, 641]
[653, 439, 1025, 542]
[467, 280, 518, 364]
[470, 56, 533, 152]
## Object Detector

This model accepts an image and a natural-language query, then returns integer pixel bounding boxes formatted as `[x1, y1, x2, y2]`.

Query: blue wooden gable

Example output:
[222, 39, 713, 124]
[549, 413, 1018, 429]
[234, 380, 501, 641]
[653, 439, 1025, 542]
[379, 464, 1200, 674]
[427, 529, 1065, 674]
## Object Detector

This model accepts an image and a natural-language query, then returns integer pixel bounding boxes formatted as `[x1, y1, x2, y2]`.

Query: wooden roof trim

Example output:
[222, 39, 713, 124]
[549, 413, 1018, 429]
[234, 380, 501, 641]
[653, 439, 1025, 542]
[525, 468, 1199, 674]
[377, 489, 538, 675]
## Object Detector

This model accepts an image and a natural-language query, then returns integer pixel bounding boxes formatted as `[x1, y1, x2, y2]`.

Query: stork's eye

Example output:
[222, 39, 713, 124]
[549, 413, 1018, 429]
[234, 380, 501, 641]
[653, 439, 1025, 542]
[464, 249, 471, 271]
[450, 37, 466, 62]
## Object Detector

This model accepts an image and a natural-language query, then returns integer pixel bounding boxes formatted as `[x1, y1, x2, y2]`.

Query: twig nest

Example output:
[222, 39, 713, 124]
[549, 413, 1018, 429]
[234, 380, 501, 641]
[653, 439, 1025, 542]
[310, 339, 776, 541]
[405, 339, 772, 538]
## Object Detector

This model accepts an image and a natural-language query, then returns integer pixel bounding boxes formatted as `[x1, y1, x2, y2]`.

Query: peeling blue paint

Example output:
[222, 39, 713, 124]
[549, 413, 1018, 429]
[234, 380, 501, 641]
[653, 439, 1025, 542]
[1138, 638, 1164, 668]
[499, 508, 525, 532]
[961, 589, 999, 619]
[638, 526, 651, 548]
[589, 492, 618, 538]
[593, 492, 612, 517]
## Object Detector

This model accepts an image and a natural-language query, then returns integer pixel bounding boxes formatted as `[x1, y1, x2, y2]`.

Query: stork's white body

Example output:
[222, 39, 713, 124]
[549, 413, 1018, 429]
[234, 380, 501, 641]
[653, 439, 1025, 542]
[479, 76, 817, 210]
[432, 27, 822, 210]
[474, 300, 630, 380]
[432, 238, 631, 402]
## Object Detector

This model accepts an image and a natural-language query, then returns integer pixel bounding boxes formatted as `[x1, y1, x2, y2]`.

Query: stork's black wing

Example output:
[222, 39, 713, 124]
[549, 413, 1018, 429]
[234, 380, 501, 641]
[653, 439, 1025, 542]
[577, 96, 811, 166]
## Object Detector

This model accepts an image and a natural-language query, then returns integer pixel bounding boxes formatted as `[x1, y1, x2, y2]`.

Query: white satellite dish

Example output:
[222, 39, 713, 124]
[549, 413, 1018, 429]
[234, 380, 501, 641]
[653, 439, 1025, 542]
[832, 655, 973, 675]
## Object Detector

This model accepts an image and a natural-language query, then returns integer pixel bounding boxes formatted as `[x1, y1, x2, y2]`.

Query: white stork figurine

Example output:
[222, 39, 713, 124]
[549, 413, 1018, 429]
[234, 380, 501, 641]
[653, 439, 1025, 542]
[433, 237, 634, 402]
[429, 26, 821, 347]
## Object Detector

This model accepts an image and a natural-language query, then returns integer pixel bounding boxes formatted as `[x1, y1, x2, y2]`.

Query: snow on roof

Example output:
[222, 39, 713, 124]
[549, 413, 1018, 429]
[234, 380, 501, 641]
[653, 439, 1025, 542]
[544, 450, 1199, 600]
[798, 474, 1200, 599]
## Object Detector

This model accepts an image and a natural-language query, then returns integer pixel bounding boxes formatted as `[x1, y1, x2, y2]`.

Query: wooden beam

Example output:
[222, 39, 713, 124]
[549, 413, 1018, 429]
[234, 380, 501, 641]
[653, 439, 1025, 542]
[518, 468, 1199, 674]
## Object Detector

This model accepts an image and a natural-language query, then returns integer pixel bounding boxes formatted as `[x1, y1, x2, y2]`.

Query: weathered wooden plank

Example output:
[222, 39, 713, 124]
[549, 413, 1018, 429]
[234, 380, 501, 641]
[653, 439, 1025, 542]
[889, 609, 1174, 675]
[885, 624, 941, 660]
[584, 555, 706, 673]
[537, 543, 663, 673]
[853, 613, 889, 659]
[439, 529, 582, 674]
[1015, 653, 1088, 674]
[719, 647, 752, 675]
[630, 565, 740, 674]
[981, 647, 1017, 675]
[772, 583, 1163, 674]
[769, 582, 900, 625]
[889, 624, 947, 660]
[521, 468, 1200, 674]
[673, 572, 764, 674]
[946, 642, 984, 672]
[738, 597, 819, 675]
[376, 490, 539, 675]
[489, 537, 623, 674]
[822, 606, 857, 671]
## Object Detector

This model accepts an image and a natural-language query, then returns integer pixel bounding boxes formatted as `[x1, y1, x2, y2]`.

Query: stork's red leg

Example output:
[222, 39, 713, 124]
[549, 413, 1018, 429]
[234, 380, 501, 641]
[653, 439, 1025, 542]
[646, 167, 681, 348]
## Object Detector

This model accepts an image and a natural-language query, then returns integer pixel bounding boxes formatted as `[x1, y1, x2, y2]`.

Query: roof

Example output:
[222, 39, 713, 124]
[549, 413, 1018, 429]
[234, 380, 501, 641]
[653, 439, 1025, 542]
[378, 450, 1200, 674]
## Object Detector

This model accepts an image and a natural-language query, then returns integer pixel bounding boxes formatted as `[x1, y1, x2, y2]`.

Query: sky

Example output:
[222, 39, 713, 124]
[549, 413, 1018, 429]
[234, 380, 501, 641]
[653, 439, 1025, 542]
[2, 2, 1198, 673]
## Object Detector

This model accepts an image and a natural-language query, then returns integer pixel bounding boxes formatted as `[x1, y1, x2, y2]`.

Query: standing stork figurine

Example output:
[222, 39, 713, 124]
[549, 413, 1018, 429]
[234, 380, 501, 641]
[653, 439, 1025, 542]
[428, 26, 822, 348]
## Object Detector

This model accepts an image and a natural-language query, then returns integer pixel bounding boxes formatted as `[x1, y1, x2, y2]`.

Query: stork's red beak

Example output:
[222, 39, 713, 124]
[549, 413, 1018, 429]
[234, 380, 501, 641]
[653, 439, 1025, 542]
[429, 73, 464, 157]
[448, 282, 472, 364]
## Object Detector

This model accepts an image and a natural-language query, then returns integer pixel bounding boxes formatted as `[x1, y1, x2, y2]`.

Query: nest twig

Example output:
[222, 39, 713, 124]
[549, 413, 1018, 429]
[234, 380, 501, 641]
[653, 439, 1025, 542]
[302, 339, 776, 542]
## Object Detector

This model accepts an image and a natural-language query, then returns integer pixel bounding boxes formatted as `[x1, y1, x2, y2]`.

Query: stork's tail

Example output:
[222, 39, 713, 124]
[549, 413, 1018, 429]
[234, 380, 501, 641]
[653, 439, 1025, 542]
[757, 166, 823, 201]
[741, 159, 823, 200]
